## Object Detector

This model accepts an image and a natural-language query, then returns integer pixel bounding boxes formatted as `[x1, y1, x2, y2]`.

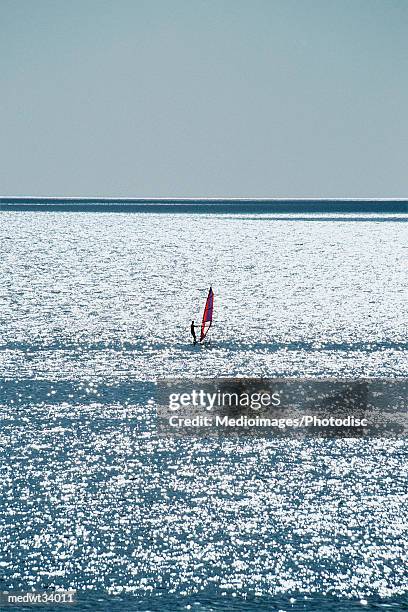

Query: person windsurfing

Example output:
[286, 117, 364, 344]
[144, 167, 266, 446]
[190, 320, 197, 345]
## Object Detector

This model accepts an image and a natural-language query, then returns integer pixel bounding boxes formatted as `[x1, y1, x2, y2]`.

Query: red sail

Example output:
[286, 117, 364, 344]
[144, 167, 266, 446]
[200, 287, 214, 342]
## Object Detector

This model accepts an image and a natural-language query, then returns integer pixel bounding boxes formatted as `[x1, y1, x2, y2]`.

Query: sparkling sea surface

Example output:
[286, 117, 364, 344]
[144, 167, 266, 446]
[0, 209, 407, 611]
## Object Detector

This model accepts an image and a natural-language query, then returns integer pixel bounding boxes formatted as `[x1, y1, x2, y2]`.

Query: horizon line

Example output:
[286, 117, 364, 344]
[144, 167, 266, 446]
[1, 196, 408, 201]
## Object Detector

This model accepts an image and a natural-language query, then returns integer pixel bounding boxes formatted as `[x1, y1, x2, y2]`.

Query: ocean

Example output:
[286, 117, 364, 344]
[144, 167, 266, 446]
[0, 202, 407, 611]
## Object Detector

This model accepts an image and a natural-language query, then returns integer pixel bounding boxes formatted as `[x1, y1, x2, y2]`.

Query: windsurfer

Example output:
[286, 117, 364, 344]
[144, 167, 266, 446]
[191, 320, 197, 345]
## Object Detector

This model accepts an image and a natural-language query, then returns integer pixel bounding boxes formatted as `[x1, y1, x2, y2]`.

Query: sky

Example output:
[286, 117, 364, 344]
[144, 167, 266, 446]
[0, 0, 407, 198]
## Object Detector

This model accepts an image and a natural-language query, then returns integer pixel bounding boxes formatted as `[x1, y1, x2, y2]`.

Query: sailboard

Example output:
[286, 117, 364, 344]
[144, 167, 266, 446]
[199, 287, 214, 342]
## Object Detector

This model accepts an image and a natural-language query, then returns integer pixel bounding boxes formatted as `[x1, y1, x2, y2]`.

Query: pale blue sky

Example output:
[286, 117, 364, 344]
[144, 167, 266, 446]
[0, 0, 407, 197]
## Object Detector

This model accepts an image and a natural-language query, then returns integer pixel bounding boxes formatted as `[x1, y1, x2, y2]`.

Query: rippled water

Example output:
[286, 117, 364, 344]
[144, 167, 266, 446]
[0, 211, 407, 611]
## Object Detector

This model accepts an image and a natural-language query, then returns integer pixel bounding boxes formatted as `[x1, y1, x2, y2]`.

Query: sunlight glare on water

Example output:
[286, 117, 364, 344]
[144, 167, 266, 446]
[0, 211, 407, 610]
